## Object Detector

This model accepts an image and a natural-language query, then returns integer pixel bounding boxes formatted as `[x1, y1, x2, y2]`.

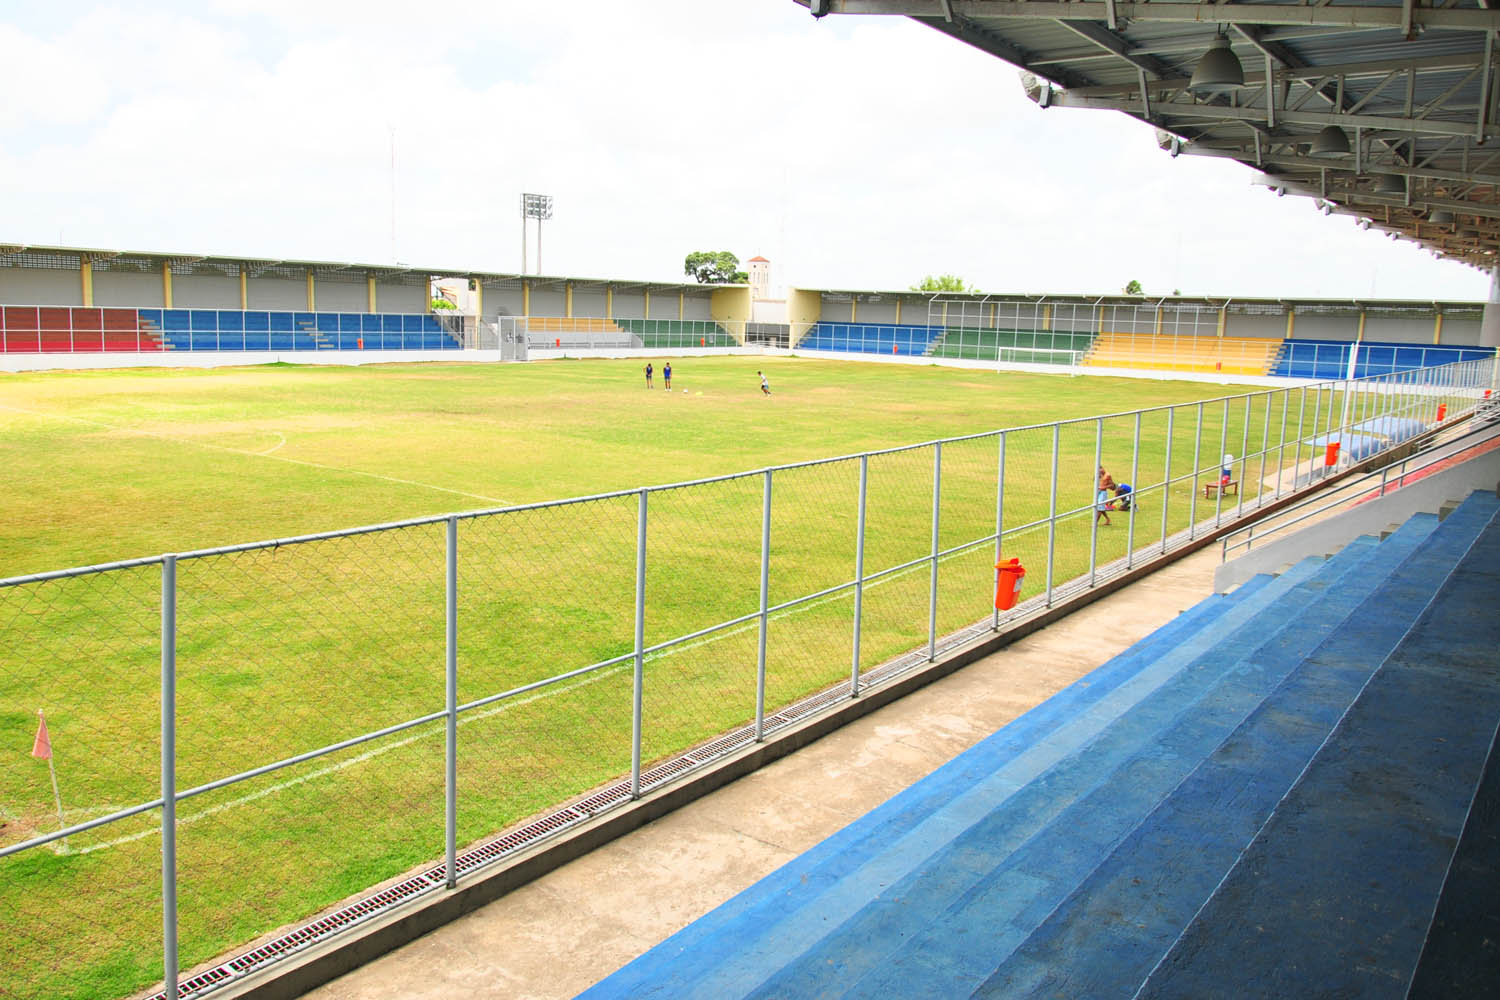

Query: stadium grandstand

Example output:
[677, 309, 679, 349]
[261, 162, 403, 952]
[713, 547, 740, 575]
[2, 243, 1494, 380]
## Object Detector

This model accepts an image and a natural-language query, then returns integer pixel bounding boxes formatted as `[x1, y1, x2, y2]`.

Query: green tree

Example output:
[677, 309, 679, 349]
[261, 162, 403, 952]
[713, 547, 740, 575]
[430, 297, 458, 310]
[911, 274, 979, 293]
[684, 250, 748, 284]
[1123, 279, 1144, 295]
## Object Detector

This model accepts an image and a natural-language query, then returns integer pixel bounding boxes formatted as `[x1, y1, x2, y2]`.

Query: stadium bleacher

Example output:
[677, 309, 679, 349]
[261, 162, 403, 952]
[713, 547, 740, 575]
[1081, 332, 1284, 375]
[1272, 338, 1495, 379]
[612, 319, 739, 348]
[581, 489, 1500, 999]
[0, 307, 458, 353]
[926, 327, 1095, 364]
[796, 322, 946, 355]
[0, 306, 163, 352]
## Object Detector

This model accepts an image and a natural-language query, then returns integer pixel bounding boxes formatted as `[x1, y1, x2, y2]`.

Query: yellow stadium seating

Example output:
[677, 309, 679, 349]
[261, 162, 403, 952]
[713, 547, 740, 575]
[1081, 333, 1282, 376]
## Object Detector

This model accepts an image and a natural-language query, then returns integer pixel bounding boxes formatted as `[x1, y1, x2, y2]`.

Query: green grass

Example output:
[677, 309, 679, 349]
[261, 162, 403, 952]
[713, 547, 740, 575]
[0, 356, 1382, 1000]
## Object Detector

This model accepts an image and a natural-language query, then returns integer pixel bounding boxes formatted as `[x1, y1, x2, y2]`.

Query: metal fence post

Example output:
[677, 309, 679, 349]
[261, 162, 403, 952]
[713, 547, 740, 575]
[928, 443, 941, 662]
[1188, 402, 1203, 538]
[1308, 386, 1322, 482]
[1089, 419, 1102, 586]
[755, 470, 771, 741]
[1274, 388, 1288, 500]
[992, 432, 1006, 632]
[1046, 423, 1059, 606]
[444, 516, 457, 888]
[1214, 398, 1228, 527]
[631, 489, 646, 798]
[161, 555, 178, 1000]
[1244, 395, 1258, 519]
[1127, 412, 1140, 568]
[851, 454, 868, 696]
[1160, 407, 1174, 555]
[1294, 386, 1307, 490]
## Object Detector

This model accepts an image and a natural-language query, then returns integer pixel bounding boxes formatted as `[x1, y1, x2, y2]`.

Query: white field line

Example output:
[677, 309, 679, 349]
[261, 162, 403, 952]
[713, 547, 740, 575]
[71, 520, 1058, 856]
[260, 431, 287, 455]
[0, 402, 509, 506]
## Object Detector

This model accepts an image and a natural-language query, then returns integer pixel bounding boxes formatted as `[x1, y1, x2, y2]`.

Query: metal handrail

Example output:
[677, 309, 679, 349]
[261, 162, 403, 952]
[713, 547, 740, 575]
[1220, 417, 1500, 561]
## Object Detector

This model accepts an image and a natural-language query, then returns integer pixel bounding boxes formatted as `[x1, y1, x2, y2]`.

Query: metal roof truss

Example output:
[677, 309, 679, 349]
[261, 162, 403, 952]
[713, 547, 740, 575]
[805, 0, 1500, 269]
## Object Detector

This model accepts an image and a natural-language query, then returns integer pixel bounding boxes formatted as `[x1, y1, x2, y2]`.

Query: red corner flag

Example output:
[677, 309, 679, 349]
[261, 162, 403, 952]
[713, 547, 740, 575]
[31, 710, 52, 760]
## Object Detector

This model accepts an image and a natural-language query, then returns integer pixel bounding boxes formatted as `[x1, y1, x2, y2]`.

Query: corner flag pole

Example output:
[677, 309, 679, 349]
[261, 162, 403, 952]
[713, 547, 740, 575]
[32, 710, 67, 853]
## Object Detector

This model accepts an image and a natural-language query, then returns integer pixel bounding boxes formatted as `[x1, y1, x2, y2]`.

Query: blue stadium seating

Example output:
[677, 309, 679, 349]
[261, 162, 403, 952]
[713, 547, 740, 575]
[1273, 338, 1494, 379]
[581, 489, 1500, 1000]
[143, 309, 457, 352]
[798, 322, 946, 356]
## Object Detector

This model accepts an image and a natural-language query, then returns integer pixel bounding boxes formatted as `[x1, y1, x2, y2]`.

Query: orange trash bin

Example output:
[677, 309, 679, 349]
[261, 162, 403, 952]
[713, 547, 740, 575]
[994, 558, 1026, 611]
[1437, 403, 1448, 421]
[1324, 441, 1341, 466]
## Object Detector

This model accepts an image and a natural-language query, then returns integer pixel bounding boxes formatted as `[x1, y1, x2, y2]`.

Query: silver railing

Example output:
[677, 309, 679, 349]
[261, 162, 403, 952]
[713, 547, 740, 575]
[1219, 411, 1500, 561]
[0, 358, 1492, 1000]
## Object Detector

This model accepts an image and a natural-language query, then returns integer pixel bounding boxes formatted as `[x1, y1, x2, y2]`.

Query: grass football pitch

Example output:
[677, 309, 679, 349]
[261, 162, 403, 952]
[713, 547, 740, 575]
[1, 356, 1320, 1000]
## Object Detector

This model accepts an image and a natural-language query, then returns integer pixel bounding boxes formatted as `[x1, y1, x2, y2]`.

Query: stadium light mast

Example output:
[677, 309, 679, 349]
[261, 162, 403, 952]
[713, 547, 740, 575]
[521, 193, 554, 274]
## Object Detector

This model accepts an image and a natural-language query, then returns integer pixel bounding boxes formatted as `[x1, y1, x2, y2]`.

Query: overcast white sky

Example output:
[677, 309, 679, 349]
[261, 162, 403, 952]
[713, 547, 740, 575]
[3, 1, 1491, 300]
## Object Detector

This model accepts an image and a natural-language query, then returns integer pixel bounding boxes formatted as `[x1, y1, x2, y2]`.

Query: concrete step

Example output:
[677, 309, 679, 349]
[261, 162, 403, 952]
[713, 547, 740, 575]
[972, 512, 1444, 999]
[772, 539, 1397, 999]
[1138, 493, 1500, 999]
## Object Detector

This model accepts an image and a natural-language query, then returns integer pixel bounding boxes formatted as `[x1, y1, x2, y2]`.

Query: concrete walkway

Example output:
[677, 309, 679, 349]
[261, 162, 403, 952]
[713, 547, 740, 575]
[306, 545, 1226, 1000]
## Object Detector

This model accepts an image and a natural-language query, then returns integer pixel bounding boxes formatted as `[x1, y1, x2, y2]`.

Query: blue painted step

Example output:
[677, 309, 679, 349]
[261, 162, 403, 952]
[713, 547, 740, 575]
[970, 512, 1444, 999]
[580, 565, 1317, 1000]
[1138, 494, 1500, 999]
[1407, 704, 1500, 998]
[753, 541, 1390, 999]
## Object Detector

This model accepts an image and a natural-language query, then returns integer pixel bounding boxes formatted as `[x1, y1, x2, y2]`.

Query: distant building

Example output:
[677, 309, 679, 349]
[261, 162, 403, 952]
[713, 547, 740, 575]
[748, 256, 771, 301]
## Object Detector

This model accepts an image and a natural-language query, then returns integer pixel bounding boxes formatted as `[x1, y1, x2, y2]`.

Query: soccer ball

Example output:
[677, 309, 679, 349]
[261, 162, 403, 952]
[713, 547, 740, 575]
[682, 389, 688, 393]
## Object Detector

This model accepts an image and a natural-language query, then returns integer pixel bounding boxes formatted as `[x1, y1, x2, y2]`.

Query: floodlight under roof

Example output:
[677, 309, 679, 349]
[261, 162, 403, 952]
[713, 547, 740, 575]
[1309, 126, 1350, 157]
[1375, 174, 1407, 195]
[1429, 209, 1455, 226]
[1189, 35, 1244, 94]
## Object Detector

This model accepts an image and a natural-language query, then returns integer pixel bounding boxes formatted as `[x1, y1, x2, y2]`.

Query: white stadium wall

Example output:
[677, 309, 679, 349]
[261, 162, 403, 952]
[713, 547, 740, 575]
[94, 270, 163, 307]
[1, 265, 81, 305]
[571, 289, 606, 317]
[246, 276, 307, 310]
[314, 277, 369, 313]
[172, 274, 240, 308]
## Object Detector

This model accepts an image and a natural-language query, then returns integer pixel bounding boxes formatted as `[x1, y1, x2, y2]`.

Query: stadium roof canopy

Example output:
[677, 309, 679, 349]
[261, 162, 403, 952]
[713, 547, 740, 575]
[0, 242, 727, 295]
[798, 0, 1500, 271]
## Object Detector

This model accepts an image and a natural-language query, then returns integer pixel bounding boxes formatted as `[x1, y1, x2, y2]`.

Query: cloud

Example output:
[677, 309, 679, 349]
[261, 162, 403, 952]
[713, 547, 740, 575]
[1, 1, 1488, 300]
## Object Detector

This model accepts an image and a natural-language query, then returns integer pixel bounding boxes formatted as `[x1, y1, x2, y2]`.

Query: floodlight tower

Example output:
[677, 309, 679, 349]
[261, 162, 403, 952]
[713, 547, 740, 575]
[521, 193, 554, 274]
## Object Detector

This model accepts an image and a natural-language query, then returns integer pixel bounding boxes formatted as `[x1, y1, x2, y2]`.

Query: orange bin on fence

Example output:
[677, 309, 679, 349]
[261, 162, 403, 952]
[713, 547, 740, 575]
[1437, 403, 1448, 421]
[995, 558, 1026, 611]
[1324, 441, 1341, 466]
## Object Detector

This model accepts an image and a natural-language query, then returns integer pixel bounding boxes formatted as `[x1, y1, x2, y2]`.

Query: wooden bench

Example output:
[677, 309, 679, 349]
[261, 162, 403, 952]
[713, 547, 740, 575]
[1203, 479, 1239, 499]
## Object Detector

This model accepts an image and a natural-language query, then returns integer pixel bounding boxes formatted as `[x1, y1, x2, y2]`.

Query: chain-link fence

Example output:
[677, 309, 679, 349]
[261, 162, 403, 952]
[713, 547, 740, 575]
[0, 358, 1493, 1000]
